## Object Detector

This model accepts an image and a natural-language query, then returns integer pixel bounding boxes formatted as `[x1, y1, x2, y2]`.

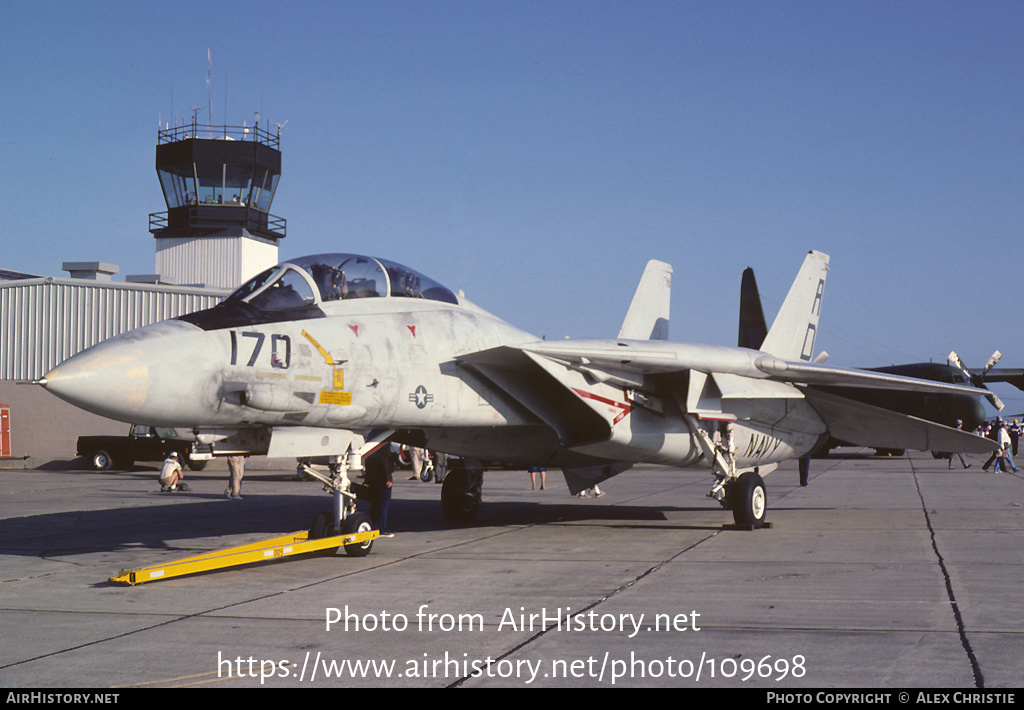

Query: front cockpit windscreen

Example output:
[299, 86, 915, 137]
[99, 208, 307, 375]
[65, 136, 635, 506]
[222, 265, 316, 311]
[223, 253, 458, 312]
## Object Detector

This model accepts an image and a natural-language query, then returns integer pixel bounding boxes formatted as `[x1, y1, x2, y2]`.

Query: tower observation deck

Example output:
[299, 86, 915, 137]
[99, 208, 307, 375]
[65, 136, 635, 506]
[149, 119, 286, 289]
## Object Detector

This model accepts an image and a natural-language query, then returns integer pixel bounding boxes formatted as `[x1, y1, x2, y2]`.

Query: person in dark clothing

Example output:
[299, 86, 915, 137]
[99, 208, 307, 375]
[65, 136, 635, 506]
[948, 420, 972, 469]
[363, 446, 393, 537]
[983, 420, 1002, 472]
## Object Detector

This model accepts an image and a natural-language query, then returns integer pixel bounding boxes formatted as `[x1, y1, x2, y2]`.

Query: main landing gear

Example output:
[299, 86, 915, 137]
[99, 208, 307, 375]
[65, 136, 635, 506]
[686, 416, 771, 529]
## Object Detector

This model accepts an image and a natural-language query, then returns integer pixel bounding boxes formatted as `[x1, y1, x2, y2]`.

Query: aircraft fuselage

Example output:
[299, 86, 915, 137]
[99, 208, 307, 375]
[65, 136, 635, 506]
[43, 292, 821, 471]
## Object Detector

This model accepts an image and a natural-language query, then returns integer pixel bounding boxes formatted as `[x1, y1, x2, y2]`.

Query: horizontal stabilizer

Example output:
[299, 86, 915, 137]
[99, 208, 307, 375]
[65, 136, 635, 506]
[803, 388, 997, 455]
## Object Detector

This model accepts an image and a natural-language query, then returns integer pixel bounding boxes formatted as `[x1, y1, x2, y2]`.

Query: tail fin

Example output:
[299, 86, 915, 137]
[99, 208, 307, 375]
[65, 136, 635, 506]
[759, 250, 829, 361]
[738, 267, 768, 349]
[618, 260, 672, 341]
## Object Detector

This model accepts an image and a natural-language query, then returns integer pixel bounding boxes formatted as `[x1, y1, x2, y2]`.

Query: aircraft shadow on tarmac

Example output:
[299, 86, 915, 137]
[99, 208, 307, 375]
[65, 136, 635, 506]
[1, 471, 724, 560]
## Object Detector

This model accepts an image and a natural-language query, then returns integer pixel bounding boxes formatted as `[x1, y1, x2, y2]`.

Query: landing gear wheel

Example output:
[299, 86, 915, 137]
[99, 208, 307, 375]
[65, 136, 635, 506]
[730, 471, 767, 528]
[419, 464, 433, 483]
[342, 512, 374, 557]
[441, 465, 481, 522]
[309, 511, 336, 539]
[91, 450, 113, 471]
[309, 511, 341, 555]
[307, 512, 344, 557]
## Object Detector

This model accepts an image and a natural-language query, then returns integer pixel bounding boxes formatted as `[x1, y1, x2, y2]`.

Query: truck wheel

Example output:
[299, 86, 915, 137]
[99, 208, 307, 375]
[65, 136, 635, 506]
[91, 450, 113, 471]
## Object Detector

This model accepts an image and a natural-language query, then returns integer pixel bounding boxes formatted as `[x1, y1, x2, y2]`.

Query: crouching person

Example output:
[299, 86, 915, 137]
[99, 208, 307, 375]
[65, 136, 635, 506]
[160, 452, 190, 492]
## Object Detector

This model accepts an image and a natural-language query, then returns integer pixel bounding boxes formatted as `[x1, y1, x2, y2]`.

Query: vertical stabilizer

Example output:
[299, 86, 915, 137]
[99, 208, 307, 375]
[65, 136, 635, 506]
[618, 260, 672, 341]
[738, 267, 768, 349]
[759, 251, 829, 361]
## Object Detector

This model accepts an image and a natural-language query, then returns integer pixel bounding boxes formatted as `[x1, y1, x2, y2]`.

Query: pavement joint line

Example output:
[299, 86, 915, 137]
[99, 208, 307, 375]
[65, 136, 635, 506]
[908, 456, 984, 689]
[447, 527, 723, 687]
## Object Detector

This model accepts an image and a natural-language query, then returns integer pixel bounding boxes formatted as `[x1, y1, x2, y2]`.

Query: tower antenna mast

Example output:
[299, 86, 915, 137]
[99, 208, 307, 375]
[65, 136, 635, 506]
[206, 49, 212, 127]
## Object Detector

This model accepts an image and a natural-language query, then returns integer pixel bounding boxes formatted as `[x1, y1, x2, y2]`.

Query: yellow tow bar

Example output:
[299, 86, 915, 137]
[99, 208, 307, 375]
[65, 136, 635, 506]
[109, 529, 379, 586]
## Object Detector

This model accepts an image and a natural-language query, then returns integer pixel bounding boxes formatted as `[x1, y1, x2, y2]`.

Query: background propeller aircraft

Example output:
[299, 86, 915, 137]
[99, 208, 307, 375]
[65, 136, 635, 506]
[40, 250, 995, 538]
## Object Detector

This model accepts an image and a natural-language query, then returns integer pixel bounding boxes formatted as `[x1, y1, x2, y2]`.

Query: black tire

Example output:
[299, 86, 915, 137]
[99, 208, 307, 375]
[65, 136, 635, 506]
[342, 512, 374, 557]
[441, 466, 480, 523]
[730, 471, 767, 528]
[91, 450, 113, 471]
[309, 511, 340, 555]
[187, 459, 208, 471]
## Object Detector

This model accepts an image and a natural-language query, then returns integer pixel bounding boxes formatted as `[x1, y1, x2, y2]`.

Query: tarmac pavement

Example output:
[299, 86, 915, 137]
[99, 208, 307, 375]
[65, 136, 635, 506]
[1, 450, 1021, 689]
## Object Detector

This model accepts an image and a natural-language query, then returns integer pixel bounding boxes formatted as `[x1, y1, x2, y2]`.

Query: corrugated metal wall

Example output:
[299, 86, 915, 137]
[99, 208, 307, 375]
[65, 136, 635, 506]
[0, 278, 228, 381]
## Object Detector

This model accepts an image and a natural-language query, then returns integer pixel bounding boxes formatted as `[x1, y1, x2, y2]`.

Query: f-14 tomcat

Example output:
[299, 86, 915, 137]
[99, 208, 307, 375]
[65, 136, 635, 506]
[40, 250, 995, 540]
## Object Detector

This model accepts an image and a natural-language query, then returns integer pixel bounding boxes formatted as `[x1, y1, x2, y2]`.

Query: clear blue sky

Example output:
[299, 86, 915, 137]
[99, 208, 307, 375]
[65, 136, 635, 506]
[2, 1, 1022, 409]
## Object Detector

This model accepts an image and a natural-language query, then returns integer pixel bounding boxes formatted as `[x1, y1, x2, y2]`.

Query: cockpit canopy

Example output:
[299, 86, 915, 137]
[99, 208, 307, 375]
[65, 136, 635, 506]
[224, 253, 459, 311]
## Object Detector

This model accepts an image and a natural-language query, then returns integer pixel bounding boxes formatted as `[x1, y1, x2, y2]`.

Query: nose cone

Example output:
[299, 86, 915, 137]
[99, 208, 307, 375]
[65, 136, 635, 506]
[43, 320, 216, 425]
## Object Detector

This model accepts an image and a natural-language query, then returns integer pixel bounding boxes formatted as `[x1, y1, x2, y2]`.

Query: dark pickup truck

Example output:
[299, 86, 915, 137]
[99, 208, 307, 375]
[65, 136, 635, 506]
[77, 425, 213, 471]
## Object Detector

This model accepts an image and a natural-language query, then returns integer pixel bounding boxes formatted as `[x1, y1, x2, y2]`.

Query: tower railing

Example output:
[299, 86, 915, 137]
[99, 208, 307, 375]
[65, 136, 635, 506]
[157, 119, 280, 149]
[149, 207, 286, 239]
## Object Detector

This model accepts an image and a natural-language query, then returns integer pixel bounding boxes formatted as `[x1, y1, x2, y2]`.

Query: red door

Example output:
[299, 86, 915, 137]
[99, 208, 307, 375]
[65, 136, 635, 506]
[0, 405, 10, 457]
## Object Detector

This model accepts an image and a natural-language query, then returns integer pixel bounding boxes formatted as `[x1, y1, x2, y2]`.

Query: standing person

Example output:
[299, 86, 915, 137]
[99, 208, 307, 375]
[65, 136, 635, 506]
[529, 465, 546, 490]
[948, 421, 972, 470]
[159, 452, 188, 492]
[226, 455, 246, 499]
[364, 446, 393, 537]
[409, 446, 426, 481]
[997, 423, 1019, 472]
[799, 455, 811, 486]
[982, 420, 1001, 472]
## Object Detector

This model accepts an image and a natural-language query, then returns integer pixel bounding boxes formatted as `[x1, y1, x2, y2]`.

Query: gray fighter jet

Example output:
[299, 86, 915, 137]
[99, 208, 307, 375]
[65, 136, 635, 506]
[40, 250, 995, 535]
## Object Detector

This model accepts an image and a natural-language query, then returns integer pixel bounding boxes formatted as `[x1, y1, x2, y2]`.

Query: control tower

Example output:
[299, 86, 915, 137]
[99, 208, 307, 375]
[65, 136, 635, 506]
[149, 119, 286, 289]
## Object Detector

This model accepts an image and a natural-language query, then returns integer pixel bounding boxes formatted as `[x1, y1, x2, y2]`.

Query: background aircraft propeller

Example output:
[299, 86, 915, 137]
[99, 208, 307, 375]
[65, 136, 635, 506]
[949, 350, 1004, 411]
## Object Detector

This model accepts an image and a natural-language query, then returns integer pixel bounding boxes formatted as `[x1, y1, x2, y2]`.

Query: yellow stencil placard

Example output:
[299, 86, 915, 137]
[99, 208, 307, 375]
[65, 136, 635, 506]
[319, 390, 353, 406]
[302, 330, 333, 365]
[332, 369, 345, 390]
